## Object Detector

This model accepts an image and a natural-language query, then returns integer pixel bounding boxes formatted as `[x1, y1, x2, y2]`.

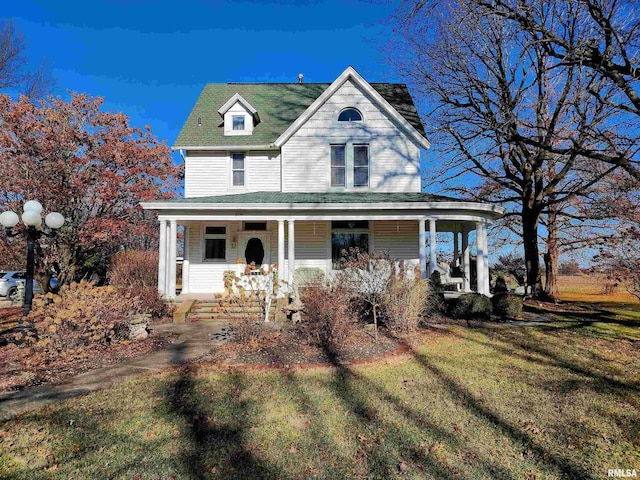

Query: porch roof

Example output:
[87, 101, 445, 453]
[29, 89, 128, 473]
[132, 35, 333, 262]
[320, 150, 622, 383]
[149, 191, 458, 205]
[141, 191, 506, 220]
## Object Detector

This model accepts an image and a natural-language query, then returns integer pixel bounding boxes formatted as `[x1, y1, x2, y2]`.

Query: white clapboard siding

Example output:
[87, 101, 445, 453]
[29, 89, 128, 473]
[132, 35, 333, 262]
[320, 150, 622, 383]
[372, 220, 419, 261]
[294, 221, 329, 260]
[281, 79, 422, 193]
[186, 220, 420, 292]
[187, 221, 241, 293]
[184, 151, 281, 198]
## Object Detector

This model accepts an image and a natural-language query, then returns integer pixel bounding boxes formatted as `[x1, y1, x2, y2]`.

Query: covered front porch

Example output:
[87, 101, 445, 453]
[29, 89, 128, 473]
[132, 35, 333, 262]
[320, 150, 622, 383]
[141, 192, 505, 300]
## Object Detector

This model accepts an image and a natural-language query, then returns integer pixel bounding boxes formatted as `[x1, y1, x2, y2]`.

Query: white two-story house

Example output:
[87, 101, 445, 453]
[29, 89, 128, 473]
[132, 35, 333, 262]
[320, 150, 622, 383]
[142, 67, 504, 298]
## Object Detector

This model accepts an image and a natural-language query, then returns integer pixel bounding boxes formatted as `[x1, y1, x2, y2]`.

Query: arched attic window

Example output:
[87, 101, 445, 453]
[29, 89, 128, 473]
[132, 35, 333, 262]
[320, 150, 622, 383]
[338, 108, 363, 122]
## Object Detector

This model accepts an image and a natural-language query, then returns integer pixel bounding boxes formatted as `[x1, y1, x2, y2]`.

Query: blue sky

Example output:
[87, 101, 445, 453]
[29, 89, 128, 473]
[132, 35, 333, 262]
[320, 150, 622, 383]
[5, 0, 402, 165]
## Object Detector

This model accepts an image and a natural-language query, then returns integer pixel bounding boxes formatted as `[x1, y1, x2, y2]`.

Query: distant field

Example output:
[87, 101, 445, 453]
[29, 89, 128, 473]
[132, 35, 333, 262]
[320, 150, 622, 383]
[557, 274, 637, 303]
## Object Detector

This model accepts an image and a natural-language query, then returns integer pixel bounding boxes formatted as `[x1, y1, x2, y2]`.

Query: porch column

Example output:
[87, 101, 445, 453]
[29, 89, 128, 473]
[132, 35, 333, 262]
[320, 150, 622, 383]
[462, 228, 471, 292]
[418, 219, 427, 279]
[157, 219, 167, 296]
[278, 220, 285, 294]
[288, 220, 295, 286]
[429, 218, 437, 275]
[167, 220, 177, 299]
[482, 223, 490, 294]
[476, 221, 489, 295]
[453, 227, 459, 267]
[182, 226, 190, 294]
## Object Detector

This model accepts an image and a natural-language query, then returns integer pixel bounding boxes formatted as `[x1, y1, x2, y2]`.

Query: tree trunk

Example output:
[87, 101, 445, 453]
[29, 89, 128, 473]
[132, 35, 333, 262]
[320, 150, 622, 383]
[544, 209, 560, 299]
[522, 207, 543, 296]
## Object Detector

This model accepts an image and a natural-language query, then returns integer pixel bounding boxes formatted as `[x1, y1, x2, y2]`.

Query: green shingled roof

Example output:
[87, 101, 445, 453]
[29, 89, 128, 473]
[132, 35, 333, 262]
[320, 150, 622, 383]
[159, 192, 462, 204]
[174, 83, 427, 148]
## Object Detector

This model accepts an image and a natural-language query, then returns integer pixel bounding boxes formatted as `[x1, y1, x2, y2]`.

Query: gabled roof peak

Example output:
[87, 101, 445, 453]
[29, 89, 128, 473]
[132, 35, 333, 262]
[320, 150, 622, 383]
[217, 93, 258, 118]
[273, 66, 430, 149]
[174, 67, 429, 149]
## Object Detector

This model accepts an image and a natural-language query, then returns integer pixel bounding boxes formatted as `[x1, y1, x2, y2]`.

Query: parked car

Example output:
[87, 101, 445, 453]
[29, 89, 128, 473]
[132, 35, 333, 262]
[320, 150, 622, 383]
[0, 271, 57, 301]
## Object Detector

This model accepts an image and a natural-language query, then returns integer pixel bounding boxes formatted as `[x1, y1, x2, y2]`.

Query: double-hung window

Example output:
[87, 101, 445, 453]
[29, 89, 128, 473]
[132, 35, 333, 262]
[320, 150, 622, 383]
[204, 226, 226, 261]
[232, 153, 245, 186]
[331, 145, 346, 187]
[330, 143, 369, 188]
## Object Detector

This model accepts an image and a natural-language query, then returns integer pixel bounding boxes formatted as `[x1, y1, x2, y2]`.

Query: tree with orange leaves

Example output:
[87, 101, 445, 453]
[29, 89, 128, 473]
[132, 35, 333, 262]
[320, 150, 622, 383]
[0, 93, 180, 289]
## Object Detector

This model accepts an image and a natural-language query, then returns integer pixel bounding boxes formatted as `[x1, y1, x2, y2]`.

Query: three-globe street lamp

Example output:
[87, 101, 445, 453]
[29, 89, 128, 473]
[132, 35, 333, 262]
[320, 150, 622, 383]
[0, 201, 64, 316]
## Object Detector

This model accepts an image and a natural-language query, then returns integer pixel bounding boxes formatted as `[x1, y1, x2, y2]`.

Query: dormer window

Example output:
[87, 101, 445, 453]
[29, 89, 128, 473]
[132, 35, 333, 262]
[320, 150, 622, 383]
[232, 115, 245, 131]
[338, 108, 362, 122]
[218, 93, 259, 136]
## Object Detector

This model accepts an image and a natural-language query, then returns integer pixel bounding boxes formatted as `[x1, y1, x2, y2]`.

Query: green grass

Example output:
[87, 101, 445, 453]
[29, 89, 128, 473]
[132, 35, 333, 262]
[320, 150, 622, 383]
[1, 311, 639, 479]
[531, 299, 640, 341]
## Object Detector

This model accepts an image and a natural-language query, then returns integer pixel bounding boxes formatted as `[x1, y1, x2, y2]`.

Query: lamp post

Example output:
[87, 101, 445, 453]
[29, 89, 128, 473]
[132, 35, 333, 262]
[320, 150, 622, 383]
[0, 201, 64, 316]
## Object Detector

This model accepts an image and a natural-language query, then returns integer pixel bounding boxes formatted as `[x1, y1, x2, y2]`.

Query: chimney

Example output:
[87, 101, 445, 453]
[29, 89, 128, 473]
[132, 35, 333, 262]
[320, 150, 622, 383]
[298, 73, 303, 84]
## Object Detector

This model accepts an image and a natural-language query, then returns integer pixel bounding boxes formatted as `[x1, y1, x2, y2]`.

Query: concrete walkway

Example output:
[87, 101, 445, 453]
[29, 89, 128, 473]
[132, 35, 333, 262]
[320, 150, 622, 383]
[0, 321, 232, 419]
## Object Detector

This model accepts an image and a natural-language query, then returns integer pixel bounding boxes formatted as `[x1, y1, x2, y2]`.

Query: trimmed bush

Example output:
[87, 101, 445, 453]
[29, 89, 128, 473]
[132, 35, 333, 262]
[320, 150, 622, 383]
[300, 283, 356, 352]
[491, 293, 523, 319]
[382, 278, 428, 335]
[449, 293, 493, 320]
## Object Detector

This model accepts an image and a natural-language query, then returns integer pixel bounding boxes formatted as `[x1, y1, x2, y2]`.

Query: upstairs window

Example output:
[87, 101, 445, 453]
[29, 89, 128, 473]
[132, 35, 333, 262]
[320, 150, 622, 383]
[338, 108, 362, 122]
[232, 153, 245, 186]
[232, 115, 245, 130]
[331, 145, 346, 187]
[330, 143, 370, 188]
[353, 145, 369, 187]
[204, 226, 226, 261]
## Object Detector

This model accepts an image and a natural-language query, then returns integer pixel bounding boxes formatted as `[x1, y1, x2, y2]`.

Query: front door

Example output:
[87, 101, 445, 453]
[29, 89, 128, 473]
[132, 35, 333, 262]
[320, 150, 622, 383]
[241, 233, 270, 269]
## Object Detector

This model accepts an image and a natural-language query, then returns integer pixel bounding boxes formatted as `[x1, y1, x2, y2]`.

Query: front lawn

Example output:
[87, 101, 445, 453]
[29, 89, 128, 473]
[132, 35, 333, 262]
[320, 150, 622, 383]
[1, 310, 638, 479]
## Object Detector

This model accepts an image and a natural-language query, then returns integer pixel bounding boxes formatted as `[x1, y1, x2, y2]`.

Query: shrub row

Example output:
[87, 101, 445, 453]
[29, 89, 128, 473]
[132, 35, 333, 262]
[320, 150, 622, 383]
[448, 292, 523, 320]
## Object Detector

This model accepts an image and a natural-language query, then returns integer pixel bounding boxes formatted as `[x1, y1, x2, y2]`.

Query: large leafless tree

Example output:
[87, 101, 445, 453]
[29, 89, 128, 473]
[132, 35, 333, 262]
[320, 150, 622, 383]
[392, 0, 636, 296]
[0, 20, 54, 98]
[468, 0, 640, 179]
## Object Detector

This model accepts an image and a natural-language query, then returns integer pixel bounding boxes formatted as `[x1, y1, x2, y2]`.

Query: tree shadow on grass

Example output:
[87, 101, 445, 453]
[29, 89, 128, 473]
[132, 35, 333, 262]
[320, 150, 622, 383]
[395, 338, 601, 480]
[524, 302, 640, 330]
[318, 344, 519, 479]
[451, 327, 640, 398]
[160, 344, 284, 479]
